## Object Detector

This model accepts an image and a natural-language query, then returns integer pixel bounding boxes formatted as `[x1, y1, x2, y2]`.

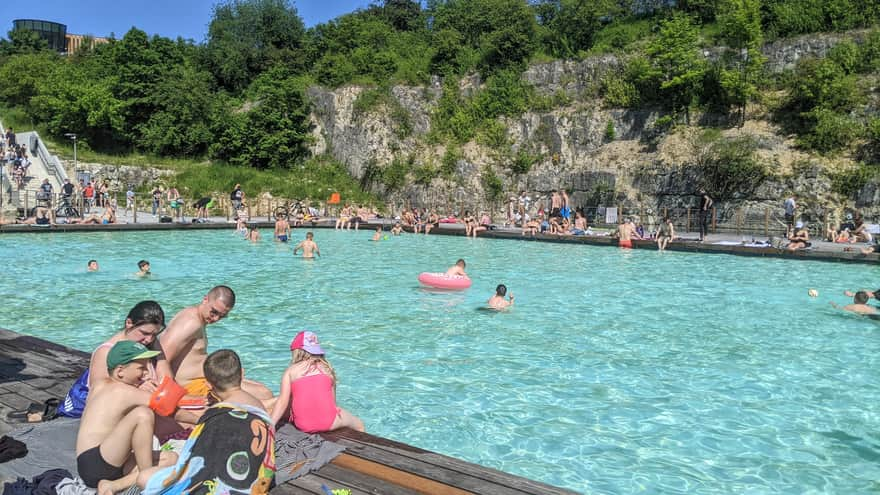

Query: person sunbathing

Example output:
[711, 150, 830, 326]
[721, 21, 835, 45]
[786, 221, 811, 250]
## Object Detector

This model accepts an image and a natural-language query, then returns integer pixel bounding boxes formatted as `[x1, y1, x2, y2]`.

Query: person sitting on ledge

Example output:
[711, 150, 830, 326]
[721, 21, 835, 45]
[18, 206, 54, 226]
[786, 221, 811, 250]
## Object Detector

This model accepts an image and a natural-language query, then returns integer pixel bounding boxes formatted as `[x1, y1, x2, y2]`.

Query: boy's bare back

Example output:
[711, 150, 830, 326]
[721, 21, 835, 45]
[219, 388, 266, 411]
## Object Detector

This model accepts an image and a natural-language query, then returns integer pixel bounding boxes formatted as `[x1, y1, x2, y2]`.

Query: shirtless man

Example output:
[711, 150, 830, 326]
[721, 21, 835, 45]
[550, 190, 561, 218]
[157, 286, 274, 403]
[371, 226, 383, 241]
[446, 259, 467, 277]
[293, 231, 321, 258]
[88, 260, 99, 272]
[487, 284, 514, 310]
[424, 211, 439, 235]
[76, 341, 178, 494]
[617, 218, 641, 249]
[356, 206, 370, 230]
[656, 216, 675, 251]
[274, 215, 290, 242]
[831, 291, 879, 315]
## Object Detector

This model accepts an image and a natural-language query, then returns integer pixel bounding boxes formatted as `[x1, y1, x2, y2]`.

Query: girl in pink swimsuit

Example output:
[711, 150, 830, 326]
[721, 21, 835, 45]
[270, 331, 365, 433]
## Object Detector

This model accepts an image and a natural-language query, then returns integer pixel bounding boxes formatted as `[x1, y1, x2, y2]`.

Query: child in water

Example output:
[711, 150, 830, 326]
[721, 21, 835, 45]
[270, 331, 364, 433]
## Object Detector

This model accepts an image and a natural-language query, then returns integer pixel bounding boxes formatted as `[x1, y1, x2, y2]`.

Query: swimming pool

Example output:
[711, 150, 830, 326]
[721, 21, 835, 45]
[2, 229, 879, 493]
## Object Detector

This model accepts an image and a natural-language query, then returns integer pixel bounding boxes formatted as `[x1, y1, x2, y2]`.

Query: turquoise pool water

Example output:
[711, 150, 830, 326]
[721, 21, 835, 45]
[2, 229, 880, 493]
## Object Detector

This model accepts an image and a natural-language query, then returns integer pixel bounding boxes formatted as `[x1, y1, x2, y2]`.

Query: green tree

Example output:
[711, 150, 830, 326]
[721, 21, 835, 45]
[0, 29, 50, 55]
[212, 70, 313, 169]
[379, 0, 423, 31]
[646, 14, 706, 124]
[431, 0, 537, 73]
[543, 0, 620, 58]
[203, 0, 306, 92]
[716, 0, 765, 125]
[0, 52, 60, 106]
[137, 61, 216, 156]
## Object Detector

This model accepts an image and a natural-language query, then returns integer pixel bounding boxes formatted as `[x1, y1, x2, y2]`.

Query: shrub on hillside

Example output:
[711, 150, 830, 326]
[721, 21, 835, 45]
[798, 108, 862, 153]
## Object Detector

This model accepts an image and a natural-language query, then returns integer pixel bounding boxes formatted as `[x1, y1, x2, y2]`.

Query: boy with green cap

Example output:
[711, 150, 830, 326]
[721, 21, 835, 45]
[75, 341, 179, 495]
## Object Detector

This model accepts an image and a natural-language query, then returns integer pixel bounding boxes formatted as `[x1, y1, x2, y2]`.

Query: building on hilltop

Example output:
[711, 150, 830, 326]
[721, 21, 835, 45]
[12, 19, 108, 54]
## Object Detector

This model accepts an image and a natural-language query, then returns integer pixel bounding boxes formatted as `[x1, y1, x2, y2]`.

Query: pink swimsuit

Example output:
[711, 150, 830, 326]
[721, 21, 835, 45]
[290, 366, 339, 433]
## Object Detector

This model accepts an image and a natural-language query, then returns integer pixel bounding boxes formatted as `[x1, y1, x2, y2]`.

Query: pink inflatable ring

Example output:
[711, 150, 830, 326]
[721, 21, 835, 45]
[418, 272, 472, 290]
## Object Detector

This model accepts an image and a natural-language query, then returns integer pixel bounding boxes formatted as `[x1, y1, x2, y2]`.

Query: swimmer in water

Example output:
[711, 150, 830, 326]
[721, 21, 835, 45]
[445, 259, 467, 277]
[135, 260, 151, 277]
[371, 226, 382, 241]
[245, 224, 261, 242]
[293, 232, 321, 258]
[831, 291, 879, 315]
[87, 260, 99, 272]
[274, 214, 290, 242]
[487, 284, 514, 310]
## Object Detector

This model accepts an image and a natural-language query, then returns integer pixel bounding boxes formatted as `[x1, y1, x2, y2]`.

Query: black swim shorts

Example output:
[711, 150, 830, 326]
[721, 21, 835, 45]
[77, 445, 124, 488]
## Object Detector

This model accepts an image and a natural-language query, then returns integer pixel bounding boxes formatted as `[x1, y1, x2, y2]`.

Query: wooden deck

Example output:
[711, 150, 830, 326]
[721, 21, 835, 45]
[0, 328, 577, 495]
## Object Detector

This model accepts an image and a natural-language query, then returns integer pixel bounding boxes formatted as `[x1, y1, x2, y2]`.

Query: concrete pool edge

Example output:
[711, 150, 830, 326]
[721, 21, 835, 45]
[2, 220, 878, 265]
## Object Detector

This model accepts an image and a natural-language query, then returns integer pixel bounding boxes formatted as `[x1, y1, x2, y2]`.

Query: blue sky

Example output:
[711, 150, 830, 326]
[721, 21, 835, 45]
[1, 1, 374, 42]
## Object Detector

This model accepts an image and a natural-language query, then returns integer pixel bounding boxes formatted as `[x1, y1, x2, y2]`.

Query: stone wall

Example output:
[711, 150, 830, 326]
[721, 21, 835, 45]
[61, 161, 174, 192]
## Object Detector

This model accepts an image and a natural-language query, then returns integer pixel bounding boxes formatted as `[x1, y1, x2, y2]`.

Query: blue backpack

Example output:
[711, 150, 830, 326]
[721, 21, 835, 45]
[57, 369, 90, 418]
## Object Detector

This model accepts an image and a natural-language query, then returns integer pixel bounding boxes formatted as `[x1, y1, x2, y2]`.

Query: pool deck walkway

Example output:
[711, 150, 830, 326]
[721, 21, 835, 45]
[1, 209, 877, 264]
[0, 328, 576, 495]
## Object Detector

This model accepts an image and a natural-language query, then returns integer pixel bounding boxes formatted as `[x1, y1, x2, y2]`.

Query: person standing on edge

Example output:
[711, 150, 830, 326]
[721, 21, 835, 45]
[125, 186, 135, 215]
[783, 193, 797, 237]
[230, 184, 245, 217]
[151, 186, 162, 216]
[699, 189, 713, 242]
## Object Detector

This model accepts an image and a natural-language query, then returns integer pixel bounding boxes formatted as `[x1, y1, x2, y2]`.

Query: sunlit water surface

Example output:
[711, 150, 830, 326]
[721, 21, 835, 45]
[2, 229, 879, 494]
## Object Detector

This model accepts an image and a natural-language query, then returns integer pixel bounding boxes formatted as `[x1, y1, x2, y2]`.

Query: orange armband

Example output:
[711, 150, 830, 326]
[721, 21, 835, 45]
[149, 376, 187, 416]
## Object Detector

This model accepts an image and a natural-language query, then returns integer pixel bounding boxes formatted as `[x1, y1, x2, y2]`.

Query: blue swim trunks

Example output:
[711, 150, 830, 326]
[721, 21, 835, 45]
[277, 235, 288, 242]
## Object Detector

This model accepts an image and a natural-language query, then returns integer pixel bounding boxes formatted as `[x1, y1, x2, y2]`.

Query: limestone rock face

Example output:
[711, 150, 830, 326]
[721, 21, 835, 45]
[301, 29, 874, 225]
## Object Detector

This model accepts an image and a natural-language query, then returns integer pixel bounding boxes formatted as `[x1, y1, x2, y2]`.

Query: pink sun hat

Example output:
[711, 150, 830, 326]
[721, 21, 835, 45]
[290, 331, 325, 355]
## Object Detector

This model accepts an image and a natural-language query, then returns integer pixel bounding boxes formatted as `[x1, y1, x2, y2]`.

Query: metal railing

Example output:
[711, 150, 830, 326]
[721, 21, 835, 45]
[19, 130, 68, 185]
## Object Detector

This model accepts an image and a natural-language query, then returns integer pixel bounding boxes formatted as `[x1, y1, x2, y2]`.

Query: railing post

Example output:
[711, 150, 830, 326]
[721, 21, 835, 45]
[686, 208, 691, 232]
[711, 207, 717, 232]
[133, 196, 138, 223]
[225, 198, 230, 222]
[764, 207, 769, 237]
[266, 198, 270, 222]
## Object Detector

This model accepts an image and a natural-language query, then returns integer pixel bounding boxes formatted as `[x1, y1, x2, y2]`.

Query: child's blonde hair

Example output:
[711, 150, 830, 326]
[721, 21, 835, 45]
[291, 349, 337, 385]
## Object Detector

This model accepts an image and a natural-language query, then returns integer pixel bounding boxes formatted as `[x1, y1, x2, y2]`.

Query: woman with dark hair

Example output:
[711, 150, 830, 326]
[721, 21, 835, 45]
[57, 301, 166, 418]
[87, 301, 165, 388]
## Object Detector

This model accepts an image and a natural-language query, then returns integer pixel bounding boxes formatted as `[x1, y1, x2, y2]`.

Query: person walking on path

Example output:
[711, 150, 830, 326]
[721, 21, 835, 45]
[699, 189, 713, 242]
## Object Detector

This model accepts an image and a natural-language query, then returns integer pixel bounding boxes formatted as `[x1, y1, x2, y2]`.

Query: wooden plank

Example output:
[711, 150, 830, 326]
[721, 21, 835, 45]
[331, 454, 474, 495]
[323, 431, 576, 495]
[282, 473, 372, 495]
[270, 479, 324, 495]
[319, 462, 432, 495]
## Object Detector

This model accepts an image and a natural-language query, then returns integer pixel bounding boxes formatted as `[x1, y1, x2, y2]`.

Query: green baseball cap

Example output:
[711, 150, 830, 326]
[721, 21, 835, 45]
[107, 341, 160, 371]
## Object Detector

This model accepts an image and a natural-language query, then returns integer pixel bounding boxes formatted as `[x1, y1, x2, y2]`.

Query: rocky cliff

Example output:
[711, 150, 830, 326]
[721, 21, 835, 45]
[308, 29, 872, 230]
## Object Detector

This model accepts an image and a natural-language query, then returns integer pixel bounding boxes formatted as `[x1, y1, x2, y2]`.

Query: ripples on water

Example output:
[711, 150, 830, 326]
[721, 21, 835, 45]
[2, 229, 880, 494]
